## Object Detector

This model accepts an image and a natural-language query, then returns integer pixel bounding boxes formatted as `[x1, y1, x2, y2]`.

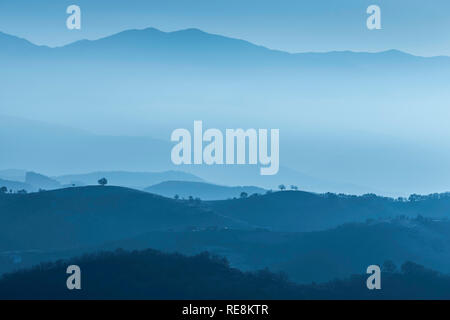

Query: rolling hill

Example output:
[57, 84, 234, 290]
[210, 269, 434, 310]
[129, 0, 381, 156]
[207, 190, 450, 232]
[0, 186, 241, 252]
[3, 217, 450, 284]
[55, 171, 203, 189]
[83, 217, 450, 283]
[3, 187, 450, 283]
[145, 180, 266, 200]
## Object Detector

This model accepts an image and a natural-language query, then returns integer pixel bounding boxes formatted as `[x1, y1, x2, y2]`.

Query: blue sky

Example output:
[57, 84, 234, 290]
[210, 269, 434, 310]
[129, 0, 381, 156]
[0, 0, 449, 56]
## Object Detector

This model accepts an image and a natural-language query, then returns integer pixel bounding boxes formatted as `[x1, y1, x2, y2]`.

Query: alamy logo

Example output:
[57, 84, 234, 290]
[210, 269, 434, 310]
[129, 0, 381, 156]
[171, 121, 279, 175]
[66, 5, 81, 30]
[366, 5, 381, 30]
[66, 265, 81, 290]
[366, 265, 381, 290]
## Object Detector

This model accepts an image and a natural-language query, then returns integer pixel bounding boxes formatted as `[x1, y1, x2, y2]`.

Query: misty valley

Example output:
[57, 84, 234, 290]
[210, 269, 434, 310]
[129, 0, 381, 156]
[2, 174, 450, 298]
[1, 4, 450, 300]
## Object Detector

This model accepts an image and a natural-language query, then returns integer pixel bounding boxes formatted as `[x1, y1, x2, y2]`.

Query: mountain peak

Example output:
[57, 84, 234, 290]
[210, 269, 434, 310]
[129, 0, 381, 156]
[0, 28, 436, 60]
[0, 31, 50, 49]
[171, 27, 207, 35]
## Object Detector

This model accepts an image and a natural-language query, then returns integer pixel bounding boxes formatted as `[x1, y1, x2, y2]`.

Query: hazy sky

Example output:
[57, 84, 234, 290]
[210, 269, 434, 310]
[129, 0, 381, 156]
[0, 0, 449, 56]
[1, 0, 450, 194]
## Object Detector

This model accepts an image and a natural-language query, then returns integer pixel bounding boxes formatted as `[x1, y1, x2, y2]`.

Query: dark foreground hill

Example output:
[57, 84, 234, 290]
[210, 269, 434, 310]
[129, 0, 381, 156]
[1, 248, 450, 300]
[145, 180, 266, 200]
[82, 217, 450, 283]
[3, 218, 450, 284]
[3, 187, 450, 283]
[0, 186, 240, 251]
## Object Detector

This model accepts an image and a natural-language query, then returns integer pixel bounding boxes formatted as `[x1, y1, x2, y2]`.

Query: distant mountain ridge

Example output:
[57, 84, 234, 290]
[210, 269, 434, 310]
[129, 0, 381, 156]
[0, 179, 32, 193]
[0, 116, 373, 194]
[2, 27, 449, 75]
[0, 31, 45, 51]
[25, 172, 61, 190]
[55, 171, 203, 189]
[0, 169, 26, 182]
[145, 180, 266, 200]
[2, 28, 450, 194]
[2, 28, 448, 61]
[0, 115, 173, 175]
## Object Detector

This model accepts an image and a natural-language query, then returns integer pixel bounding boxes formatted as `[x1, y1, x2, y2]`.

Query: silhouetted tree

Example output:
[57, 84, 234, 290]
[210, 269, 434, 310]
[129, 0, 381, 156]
[174, 194, 180, 200]
[290, 185, 298, 191]
[278, 184, 286, 191]
[0, 186, 7, 194]
[98, 178, 108, 186]
[240, 192, 248, 198]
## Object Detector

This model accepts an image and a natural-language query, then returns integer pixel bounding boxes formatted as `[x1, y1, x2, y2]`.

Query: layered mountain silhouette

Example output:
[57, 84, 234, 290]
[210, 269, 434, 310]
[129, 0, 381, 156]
[0, 169, 26, 182]
[0, 179, 32, 193]
[145, 180, 266, 200]
[0, 116, 371, 193]
[0, 115, 172, 174]
[208, 190, 450, 231]
[0, 186, 241, 252]
[2, 28, 450, 193]
[55, 171, 203, 189]
[2, 187, 450, 283]
[47, 217, 450, 284]
[2, 26, 450, 299]
[1, 248, 449, 300]
[25, 172, 61, 190]
[3, 28, 448, 66]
